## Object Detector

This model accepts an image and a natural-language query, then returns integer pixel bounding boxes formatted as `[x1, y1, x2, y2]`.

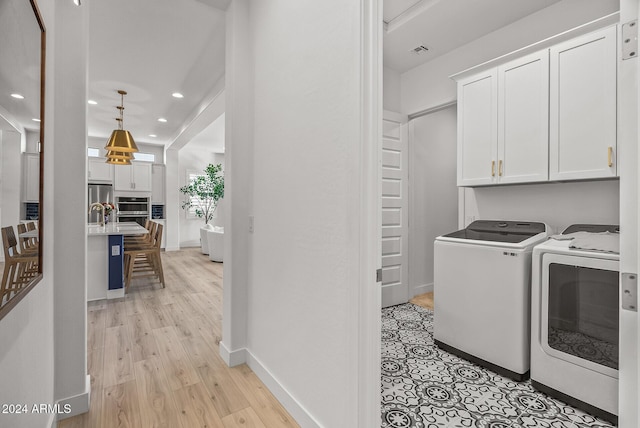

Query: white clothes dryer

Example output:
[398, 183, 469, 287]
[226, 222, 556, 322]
[531, 224, 619, 424]
[434, 220, 550, 381]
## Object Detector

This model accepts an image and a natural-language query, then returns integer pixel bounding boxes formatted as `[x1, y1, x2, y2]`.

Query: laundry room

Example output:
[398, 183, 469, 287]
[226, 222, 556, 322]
[381, 0, 635, 427]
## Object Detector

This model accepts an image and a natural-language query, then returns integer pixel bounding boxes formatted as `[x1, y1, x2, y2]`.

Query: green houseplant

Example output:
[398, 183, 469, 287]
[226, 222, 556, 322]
[180, 163, 225, 225]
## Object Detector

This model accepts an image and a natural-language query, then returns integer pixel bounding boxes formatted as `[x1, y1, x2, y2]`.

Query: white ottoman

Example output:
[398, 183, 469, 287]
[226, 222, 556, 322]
[207, 227, 224, 262]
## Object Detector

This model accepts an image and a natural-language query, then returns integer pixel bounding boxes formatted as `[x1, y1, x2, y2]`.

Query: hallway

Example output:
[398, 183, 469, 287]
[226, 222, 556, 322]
[59, 248, 298, 428]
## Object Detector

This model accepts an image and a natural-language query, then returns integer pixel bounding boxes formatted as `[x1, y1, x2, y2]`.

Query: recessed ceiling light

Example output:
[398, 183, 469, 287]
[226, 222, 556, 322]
[11, 93, 24, 99]
[158, 118, 167, 123]
[149, 134, 157, 138]
[88, 100, 97, 105]
[172, 92, 184, 99]
[32, 118, 41, 122]
[74, 0, 81, 5]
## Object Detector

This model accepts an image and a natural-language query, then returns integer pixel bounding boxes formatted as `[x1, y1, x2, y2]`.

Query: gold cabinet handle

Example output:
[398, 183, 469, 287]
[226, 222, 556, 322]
[498, 160, 503, 177]
[491, 160, 495, 177]
[608, 146, 613, 167]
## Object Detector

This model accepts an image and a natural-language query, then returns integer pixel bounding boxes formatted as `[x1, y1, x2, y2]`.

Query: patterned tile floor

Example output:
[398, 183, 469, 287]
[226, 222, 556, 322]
[381, 303, 616, 428]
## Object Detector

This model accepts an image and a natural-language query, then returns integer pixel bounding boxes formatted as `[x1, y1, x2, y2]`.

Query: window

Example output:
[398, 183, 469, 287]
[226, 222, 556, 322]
[133, 152, 155, 162]
[87, 147, 100, 157]
[185, 171, 203, 219]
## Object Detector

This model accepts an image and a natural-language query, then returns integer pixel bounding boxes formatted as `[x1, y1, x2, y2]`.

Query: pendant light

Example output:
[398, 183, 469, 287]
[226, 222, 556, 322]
[105, 90, 138, 164]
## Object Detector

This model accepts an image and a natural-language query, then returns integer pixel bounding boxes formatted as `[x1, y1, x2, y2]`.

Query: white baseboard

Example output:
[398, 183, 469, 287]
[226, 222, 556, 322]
[55, 374, 91, 422]
[165, 246, 181, 252]
[219, 341, 247, 367]
[246, 350, 321, 428]
[106, 288, 124, 300]
[413, 282, 433, 297]
[180, 239, 200, 248]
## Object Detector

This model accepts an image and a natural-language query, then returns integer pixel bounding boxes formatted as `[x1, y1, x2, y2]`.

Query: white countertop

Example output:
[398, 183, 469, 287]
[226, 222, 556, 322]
[87, 222, 149, 236]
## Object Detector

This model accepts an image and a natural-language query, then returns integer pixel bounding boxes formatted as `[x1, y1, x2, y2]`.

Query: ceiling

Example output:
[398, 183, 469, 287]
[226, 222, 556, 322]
[0, 0, 41, 133]
[383, 0, 563, 73]
[87, 0, 227, 147]
[3, 0, 570, 150]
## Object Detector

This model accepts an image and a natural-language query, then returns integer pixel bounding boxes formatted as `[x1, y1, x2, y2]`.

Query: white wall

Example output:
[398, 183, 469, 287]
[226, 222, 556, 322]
[401, 0, 619, 114]
[178, 146, 221, 247]
[383, 66, 401, 113]
[409, 106, 458, 295]
[0, 1, 55, 426]
[223, 0, 380, 426]
[1, 131, 22, 229]
[463, 180, 620, 234]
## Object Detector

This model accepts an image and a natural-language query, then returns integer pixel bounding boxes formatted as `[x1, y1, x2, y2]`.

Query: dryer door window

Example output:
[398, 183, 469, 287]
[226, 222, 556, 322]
[540, 253, 619, 378]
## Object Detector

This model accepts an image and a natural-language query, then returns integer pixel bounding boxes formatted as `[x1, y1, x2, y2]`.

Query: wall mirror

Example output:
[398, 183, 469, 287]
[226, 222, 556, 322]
[0, 0, 45, 320]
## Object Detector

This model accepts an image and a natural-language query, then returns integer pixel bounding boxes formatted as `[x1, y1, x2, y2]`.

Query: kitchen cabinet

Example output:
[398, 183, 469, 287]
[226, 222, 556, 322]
[23, 153, 39, 202]
[457, 50, 548, 186]
[114, 163, 152, 192]
[455, 25, 617, 187]
[549, 26, 617, 180]
[151, 164, 165, 203]
[88, 158, 114, 183]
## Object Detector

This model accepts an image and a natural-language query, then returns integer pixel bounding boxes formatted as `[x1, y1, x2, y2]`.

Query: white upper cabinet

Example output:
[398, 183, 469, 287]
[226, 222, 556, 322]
[114, 163, 152, 192]
[456, 25, 617, 187]
[497, 51, 549, 184]
[457, 70, 497, 186]
[457, 50, 548, 186]
[87, 158, 114, 183]
[549, 26, 617, 180]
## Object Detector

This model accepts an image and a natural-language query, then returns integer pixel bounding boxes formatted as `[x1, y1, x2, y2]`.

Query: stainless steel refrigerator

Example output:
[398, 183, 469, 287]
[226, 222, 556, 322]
[88, 183, 113, 223]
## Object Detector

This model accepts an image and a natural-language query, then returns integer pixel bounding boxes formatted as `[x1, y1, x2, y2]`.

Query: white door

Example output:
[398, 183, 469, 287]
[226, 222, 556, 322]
[381, 110, 409, 308]
[620, 1, 640, 426]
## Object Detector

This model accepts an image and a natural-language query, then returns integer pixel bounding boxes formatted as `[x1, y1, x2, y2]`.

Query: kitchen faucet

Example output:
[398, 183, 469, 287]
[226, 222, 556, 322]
[89, 202, 105, 226]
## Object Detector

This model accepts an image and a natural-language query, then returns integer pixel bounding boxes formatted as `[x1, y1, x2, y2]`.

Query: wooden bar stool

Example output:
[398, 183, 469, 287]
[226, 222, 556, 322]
[124, 222, 165, 290]
[1, 226, 38, 304]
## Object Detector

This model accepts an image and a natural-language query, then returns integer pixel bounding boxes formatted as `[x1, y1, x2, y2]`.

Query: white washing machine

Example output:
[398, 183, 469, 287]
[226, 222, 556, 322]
[434, 220, 550, 381]
[531, 224, 619, 424]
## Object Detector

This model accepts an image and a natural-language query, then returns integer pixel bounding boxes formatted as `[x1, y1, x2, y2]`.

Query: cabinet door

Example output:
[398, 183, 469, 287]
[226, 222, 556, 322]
[457, 70, 498, 186]
[132, 163, 152, 192]
[23, 153, 40, 202]
[114, 164, 132, 191]
[88, 158, 114, 182]
[152, 164, 165, 203]
[497, 50, 549, 184]
[549, 26, 617, 180]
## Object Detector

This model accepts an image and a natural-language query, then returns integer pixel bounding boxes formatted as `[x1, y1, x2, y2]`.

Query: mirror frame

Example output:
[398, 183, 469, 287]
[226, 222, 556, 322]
[0, 0, 46, 321]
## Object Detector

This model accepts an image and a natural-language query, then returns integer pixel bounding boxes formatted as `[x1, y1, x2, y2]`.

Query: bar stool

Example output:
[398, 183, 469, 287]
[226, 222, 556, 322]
[1, 226, 38, 304]
[124, 222, 165, 290]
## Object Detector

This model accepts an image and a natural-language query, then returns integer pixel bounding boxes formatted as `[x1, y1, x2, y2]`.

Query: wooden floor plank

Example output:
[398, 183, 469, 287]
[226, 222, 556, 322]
[173, 382, 225, 428]
[134, 357, 183, 428]
[153, 326, 201, 391]
[103, 326, 135, 387]
[87, 308, 106, 350]
[228, 364, 300, 428]
[127, 313, 160, 362]
[101, 380, 142, 428]
[222, 407, 268, 428]
[410, 291, 434, 310]
[106, 299, 128, 328]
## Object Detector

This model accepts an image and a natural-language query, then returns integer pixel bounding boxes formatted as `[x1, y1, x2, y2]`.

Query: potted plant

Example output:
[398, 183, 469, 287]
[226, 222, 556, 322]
[179, 163, 225, 254]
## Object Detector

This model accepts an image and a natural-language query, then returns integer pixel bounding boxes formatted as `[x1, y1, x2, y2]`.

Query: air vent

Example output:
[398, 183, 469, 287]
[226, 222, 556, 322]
[410, 45, 429, 55]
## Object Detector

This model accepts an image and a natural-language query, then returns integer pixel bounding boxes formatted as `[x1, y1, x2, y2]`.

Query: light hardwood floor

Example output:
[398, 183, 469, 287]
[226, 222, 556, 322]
[59, 248, 299, 428]
[410, 291, 434, 310]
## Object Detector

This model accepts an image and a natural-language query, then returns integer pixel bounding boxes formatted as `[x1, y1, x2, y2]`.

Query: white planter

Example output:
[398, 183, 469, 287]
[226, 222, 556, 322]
[200, 224, 215, 254]
[207, 227, 224, 262]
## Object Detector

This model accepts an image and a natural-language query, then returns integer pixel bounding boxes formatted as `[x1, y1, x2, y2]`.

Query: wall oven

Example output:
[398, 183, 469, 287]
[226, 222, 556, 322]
[116, 196, 149, 226]
[531, 225, 619, 424]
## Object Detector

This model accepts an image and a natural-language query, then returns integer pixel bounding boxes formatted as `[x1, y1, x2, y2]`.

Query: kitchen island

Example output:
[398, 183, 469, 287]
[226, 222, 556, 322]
[87, 222, 148, 300]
